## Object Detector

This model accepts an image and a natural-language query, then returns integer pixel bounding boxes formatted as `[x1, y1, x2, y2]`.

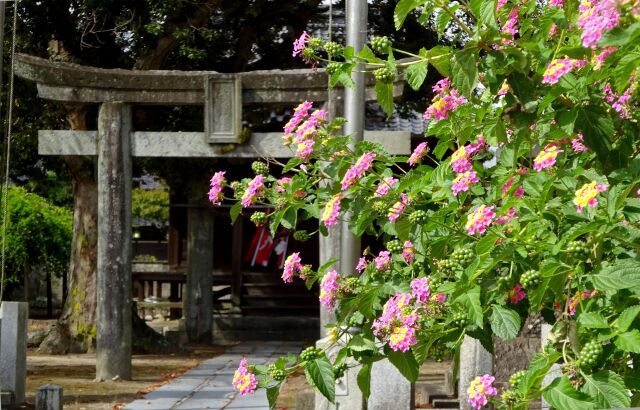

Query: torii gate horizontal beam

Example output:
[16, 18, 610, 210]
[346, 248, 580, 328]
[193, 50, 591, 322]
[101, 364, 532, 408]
[15, 53, 407, 105]
[38, 130, 411, 157]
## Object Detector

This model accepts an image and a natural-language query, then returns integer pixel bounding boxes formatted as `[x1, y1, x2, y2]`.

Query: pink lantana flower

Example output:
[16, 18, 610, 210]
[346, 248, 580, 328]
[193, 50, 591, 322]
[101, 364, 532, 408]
[402, 241, 415, 265]
[374, 177, 398, 197]
[466, 205, 496, 235]
[571, 133, 589, 153]
[241, 175, 265, 207]
[232, 359, 258, 395]
[509, 284, 526, 304]
[388, 193, 409, 223]
[593, 47, 617, 70]
[319, 270, 340, 309]
[574, 181, 607, 213]
[322, 194, 342, 228]
[424, 78, 467, 121]
[410, 277, 430, 303]
[452, 171, 479, 196]
[451, 146, 472, 174]
[355, 257, 369, 272]
[282, 252, 302, 283]
[292, 31, 310, 57]
[372, 293, 418, 352]
[542, 57, 586, 85]
[533, 145, 562, 172]
[276, 177, 292, 193]
[341, 152, 376, 190]
[578, 0, 620, 48]
[375, 251, 392, 271]
[467, 374, 498, 409]
[208, 171, 226, 205]
[408, 142, 429, 166]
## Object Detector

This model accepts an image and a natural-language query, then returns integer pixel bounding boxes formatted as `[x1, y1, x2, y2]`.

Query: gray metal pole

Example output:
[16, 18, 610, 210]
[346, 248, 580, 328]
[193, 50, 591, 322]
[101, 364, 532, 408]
[340, 0, 367, 275]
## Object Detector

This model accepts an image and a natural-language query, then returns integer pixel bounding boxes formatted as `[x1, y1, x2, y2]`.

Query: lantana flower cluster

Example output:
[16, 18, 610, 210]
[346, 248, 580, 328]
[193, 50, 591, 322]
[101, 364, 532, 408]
[319, 269, 340, 309]
[542, 57, 587, 85]
[573, 181, 608, 213]
[467, 374, 498, 409]
[283, 101, 328, 161]
[577, 0, 620, 48]
[208, 171, 226, 205]
[232, 358, 258, 396]
[423, 78, 467, 120]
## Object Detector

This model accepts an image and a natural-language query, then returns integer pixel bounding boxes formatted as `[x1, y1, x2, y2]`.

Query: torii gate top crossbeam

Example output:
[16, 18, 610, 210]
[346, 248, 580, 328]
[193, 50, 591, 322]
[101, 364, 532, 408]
[14, 53, 406, 105]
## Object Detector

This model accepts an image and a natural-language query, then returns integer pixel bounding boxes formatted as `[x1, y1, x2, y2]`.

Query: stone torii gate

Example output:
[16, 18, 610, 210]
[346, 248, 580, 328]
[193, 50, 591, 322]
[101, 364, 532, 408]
[15, 53, 411, 381]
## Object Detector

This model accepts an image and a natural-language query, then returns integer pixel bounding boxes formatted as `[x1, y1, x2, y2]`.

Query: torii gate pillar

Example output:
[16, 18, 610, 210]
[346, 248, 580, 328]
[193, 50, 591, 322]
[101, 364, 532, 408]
[96, 102, 132, 381]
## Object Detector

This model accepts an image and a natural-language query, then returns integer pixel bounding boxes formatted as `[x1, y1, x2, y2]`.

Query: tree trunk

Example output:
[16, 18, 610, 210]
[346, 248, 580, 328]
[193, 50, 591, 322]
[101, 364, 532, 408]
[39, 153, 99, 354]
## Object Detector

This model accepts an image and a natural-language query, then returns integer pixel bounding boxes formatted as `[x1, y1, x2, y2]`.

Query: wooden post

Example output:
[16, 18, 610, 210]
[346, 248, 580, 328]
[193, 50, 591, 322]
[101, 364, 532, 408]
[184, 204, 214, 343]
[96, 102, 132, 381]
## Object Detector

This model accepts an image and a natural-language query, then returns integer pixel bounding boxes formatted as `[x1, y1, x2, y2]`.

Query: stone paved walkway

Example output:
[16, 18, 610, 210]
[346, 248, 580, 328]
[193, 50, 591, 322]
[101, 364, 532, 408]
[123, 341, 303, 410]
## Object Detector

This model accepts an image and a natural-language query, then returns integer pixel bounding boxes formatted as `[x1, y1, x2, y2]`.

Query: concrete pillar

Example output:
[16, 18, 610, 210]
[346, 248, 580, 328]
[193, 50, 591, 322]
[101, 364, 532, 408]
[184, 205, 214, 343]
[36, 384, 63, 410]
[315, 335, 366, 410]
[369, 359, 414, 409]
[541, 323, 561, 409]
[459, 336, 494, 410]
[0, 301, 28, 404]
[96, 102, 132, 381]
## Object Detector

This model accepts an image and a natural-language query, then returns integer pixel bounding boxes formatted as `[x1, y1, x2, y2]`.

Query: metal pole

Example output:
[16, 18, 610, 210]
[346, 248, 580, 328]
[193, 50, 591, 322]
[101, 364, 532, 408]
[340, 0, 367, 275]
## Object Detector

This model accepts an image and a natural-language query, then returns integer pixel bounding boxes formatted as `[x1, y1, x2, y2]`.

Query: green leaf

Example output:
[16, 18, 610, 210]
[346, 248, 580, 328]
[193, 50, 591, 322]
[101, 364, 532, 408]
[304, 357, 336, 402]
[406, 59, 428, 91]
[450, 49, 478, 96]
[615, 330, 640, 353]
[576, 106, 614, 165]
[577, 312, 609, 329]
[615, 305, 640, 333]
[475, 233, 499, 256]
[280, 207, 297, 229]
[490, 305, 521, 340]
[394, 0, 426, 30]
[521, 350, 562, 394]
[456, 286, 483, 328]
[426, 46, 452, 76]
[588, 259, 640, 293]
[599, 22, 640, 46]
[386, 348, 420, 382]
[348, 334, 377, 353]
[375, 81, 394, 117]
[471, 0, 497, 29]
[581, 371, 630, 409]
[556, 109, 578, 135]
[357, 363, 372, 398]
[542, 376, 595, 410]
[230, 202, 242, 223]
[267, 386, 280, 408]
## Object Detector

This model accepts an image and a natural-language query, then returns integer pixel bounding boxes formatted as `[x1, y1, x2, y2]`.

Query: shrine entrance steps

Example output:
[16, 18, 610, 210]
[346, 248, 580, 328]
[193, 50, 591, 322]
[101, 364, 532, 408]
[213, 315, 319, 343]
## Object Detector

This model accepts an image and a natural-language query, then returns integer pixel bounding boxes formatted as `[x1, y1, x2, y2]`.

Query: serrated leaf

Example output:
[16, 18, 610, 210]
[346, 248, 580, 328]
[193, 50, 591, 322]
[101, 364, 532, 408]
[521, 350, 562, 394]
[588, 259, 640, 293]
[581, 370, 630, 409]
[406, 60, 428, 90]
[471, 0, 497, 29]
[490, 305, 521, 340]
[426, 46, 452, 76]
[475, 232, 499, 256]
[375, 81, 394, 117]
[450, 49, 478, 97]
[456, 286, 483, 328]
[578, 312, 609, 329]
[576, 106, 614, 165]
[556, 109, 578, 135]
[394, 0, 426, 30]
[386, 348, 420, 382]
[348, 334, 377, 353]
[436, 10, 453, 38]
[542, 376, 595, 410]
[615, 330, 640, 353]
[267, 386, 280, 408]
[305, 357, 336, 402]
[357, 363, 372, 398]
[615, 305, 640, 333]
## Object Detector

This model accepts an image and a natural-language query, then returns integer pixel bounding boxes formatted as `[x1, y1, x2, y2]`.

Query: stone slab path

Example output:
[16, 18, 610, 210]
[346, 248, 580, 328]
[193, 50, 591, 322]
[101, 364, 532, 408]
[123, 341, 302, 410]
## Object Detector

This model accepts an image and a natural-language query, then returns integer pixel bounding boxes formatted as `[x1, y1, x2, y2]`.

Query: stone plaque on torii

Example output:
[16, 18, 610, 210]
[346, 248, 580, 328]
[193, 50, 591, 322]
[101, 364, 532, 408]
[14, 53, 411, 381]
